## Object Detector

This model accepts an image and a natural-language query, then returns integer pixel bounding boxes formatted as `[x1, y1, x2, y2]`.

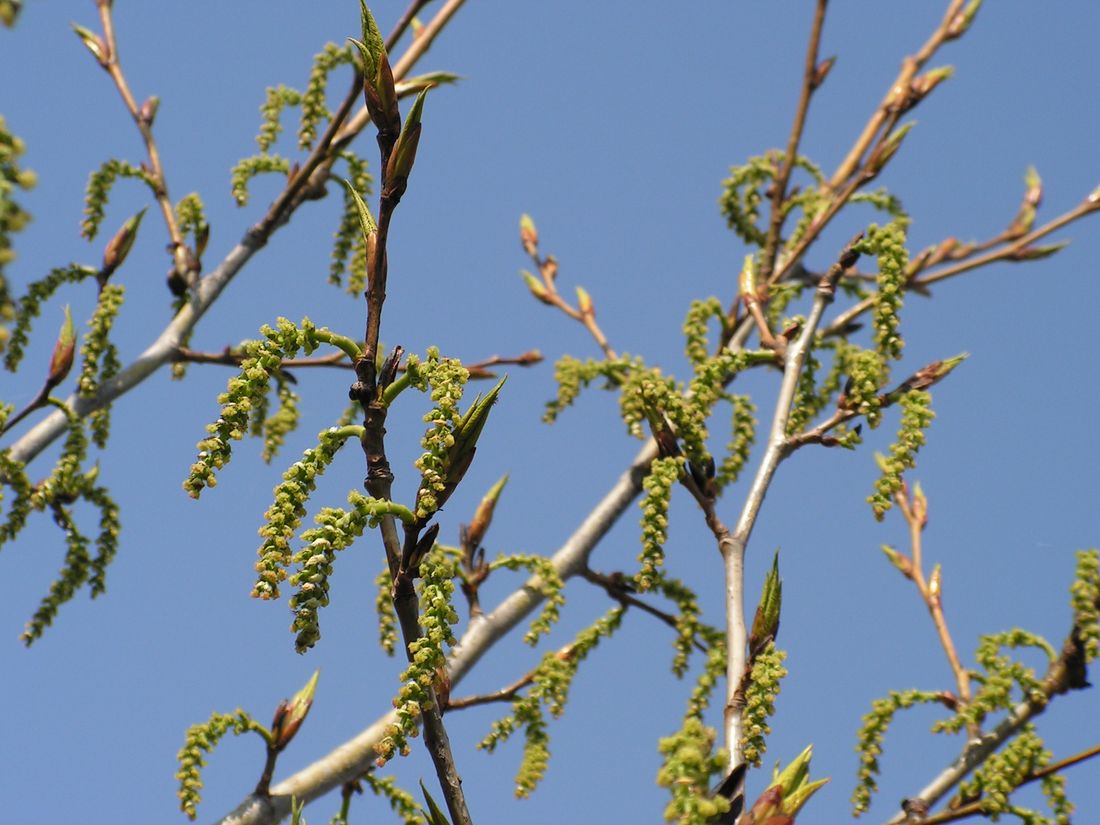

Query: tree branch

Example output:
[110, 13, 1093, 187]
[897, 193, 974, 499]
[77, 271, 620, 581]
[214, 442, 655, 825]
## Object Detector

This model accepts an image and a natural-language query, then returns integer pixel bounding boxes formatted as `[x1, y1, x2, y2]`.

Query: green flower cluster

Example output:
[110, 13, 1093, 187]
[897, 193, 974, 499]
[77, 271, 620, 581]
[719, 154, 781, 246]
[851, 688, 946, 815]
[656, 716, 730, 825]
[299, 43, 354, 150]
[176, 192, 207, 240]
[717, 394, 757, 490]
[543, 353, 638, 424]
[230, 153, 291, 207]
[176, 709, 265, 821]
[958, 725, 1066, 824]
[682, 297, 725, 366]
[258, 84, 303, 153]
[185, 317, 354, 498]
[375, 561, 398, 655]
[489, 553, 565, 645]
[741, 641, 788, 767]
[649, 573, 714, 678]
[412, 349, 470, 520]
[79, 283, 125, 447]
[379, 551, 460, 766]
[3, 264, 97, 372]
[935, 629, 1054, 734]
[253, 424, 361, 600]
[857, 223, 909, 361]
[765, 281, 807, 331]
[850, 187, 909, 224]
[259, 377, 300, 463]
[17, 405, 120, 645]
[329, 151, 373, 291]
[0, 114, 35, 321]
[288, 491, 408, 652]
[636, 456, 683, 592]
[868, 389, 934, 520]
[479, 607, 623, 797]
[1071, 549, 1099, 662]
[81, 159, 156, 240]
[843, 347, 887, 430]
[362, 774, 425, 825]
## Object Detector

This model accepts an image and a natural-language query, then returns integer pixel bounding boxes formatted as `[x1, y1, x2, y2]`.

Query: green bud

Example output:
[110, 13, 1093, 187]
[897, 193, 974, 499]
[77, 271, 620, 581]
[357, 0, 386, 80]
[880, 544, 913, 578]
[101, 207, 147, 279]
[341, 178, 377, 238]
[946, 0, 982, 39]
[575, 286, 594, 317]
[71, 23, 108, 65]
[420, 780, 453, 825]
[465, 473, 509, 550]
[388, 89, 428, 180]
[272, 670, 319, 751]
[1009, 240, 1070, 261]
[519, 213, 539, 256]
[47, 305, 76, 387]
[522, 270, 554, 305]
[870, 122, 915, 175]
[750, 549, 782, 656]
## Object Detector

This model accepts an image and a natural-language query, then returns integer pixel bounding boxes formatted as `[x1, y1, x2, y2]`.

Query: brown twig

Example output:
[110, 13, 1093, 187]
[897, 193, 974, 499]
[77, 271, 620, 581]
[96, 2, 191, 286]
[915, 743, 1100, 825]
[758, 0, 830, 286]
[894, 485, 975, 733]
[823, 196, 1100, 338]
[829, 0, 967, 190]
[520, 220, 617, 359]
[580, 567, 709, 652]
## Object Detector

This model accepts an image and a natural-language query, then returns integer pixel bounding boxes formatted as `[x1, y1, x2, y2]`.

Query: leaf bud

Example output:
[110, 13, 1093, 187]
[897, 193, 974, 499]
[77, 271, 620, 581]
[522, 270, 554, 305]
[811, 56, 836, 89]
[519, 213, 539, 256]
[100, 207, 147, 281]
[46, 305, 76, 388]
[880, 544, 913, 579]
[139, 95, 160, 126]
[71, 23, 109, 66]
[575, 286, 594, 317]
[271, 670, 320, 752]
[946, 0, 982, 40]
[465, 473, 509, 551]
[749, 549, 782, 657]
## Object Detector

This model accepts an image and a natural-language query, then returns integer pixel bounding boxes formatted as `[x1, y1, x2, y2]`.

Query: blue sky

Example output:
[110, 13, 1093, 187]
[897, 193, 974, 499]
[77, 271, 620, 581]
[1, 2, 1098, 824]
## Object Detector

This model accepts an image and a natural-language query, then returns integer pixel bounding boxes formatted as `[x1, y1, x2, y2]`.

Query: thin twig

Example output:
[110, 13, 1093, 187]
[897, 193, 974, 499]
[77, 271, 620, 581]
[894, 487, 974, 726]
[823, 196, 1100, 338]
[722, 237, 860, 773]
[881, 619, 1093, 825]
[97, 2, 190, 284]
[916, 743, 1100, 825]
[758, 0, 829, 286]
[5, 2, 466, 467]
[580, 567, 709, 652]
[829, 0, 966, 190]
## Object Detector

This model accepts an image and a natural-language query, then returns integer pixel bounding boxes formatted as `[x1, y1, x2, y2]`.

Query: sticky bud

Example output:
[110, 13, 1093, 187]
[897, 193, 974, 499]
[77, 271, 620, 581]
[387, 88, 428, 182]
[522, 270, 554, 305]
[138, 96, 160, 126]
[465, 474, 509, 551]
[811, 56, 836, 89]
[519, 213, 539, 256]
[946, 0, 982, 39]
[1009, 240, 1070, 261]
[910, 66, 954, 104]
[911, 481, 928, 526]
[749, 549, 782, 656]
[880, 544, 913, 578]
[101, 207, 147, 281]
[271, 669, 319, 751]
[47, 305, 76, 387]
[72, 23, 108, 65]
[869, 122, 915, 176]
[575, 286, 594, 317]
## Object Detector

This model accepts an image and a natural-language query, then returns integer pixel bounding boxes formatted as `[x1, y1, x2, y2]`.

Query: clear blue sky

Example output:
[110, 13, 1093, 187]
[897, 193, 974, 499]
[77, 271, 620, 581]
[2, 3, 1098, 824]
